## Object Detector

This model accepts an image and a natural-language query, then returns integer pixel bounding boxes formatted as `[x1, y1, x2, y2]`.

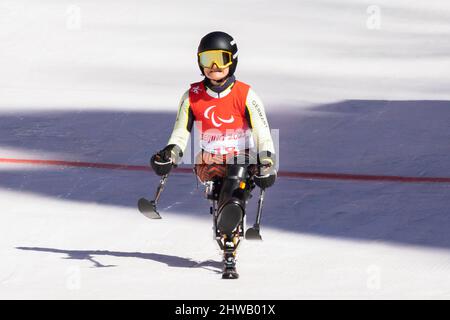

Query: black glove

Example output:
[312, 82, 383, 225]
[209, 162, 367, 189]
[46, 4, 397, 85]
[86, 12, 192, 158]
[254, 151, 277, 189]
[150, 144, 183, 176]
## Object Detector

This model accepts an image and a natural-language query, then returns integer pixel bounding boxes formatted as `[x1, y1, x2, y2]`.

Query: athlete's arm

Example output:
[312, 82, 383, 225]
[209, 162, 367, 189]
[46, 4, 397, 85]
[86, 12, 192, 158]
[245, 88, 275, 156]
[167, 89, 194, 154]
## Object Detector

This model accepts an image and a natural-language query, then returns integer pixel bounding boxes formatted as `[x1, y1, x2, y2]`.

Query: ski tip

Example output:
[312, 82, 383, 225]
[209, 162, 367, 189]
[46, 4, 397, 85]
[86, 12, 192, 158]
[222, 272, 239, 279]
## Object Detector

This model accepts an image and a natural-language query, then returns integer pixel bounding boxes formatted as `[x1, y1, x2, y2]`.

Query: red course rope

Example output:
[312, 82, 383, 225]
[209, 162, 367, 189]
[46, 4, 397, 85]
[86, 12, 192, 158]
[1, 157, 450, 184]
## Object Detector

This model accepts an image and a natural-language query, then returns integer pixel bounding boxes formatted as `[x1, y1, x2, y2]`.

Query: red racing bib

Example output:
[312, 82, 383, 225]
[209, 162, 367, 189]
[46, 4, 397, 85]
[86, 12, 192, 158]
[189, 80, 253, 155]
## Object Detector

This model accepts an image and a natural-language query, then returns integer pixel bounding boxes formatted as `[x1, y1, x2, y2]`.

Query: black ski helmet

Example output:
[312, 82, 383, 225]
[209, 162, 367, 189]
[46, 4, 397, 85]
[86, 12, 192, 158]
[197, 31, 238, 77]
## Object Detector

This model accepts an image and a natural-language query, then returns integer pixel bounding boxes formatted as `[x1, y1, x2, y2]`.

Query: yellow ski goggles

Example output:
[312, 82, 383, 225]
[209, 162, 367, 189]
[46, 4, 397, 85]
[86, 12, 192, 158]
[198, 50, 233, 69]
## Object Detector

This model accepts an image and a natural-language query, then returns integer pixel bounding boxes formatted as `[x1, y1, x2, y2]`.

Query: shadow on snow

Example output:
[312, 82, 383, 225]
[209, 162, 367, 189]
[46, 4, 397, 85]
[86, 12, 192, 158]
[1, 100, 450, 249]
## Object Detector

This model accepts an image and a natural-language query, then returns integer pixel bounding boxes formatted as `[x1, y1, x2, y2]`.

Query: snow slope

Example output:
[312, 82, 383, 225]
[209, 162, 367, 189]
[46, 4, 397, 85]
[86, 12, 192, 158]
[1, 0, 450, 299]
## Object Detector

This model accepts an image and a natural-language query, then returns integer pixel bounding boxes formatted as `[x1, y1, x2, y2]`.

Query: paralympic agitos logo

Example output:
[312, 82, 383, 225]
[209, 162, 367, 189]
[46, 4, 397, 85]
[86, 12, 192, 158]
[204, 105, 235, 128]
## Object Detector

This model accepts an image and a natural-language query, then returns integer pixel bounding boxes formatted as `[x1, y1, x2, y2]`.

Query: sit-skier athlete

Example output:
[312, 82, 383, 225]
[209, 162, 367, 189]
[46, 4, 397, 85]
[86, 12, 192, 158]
[150, 31, 277, 279]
